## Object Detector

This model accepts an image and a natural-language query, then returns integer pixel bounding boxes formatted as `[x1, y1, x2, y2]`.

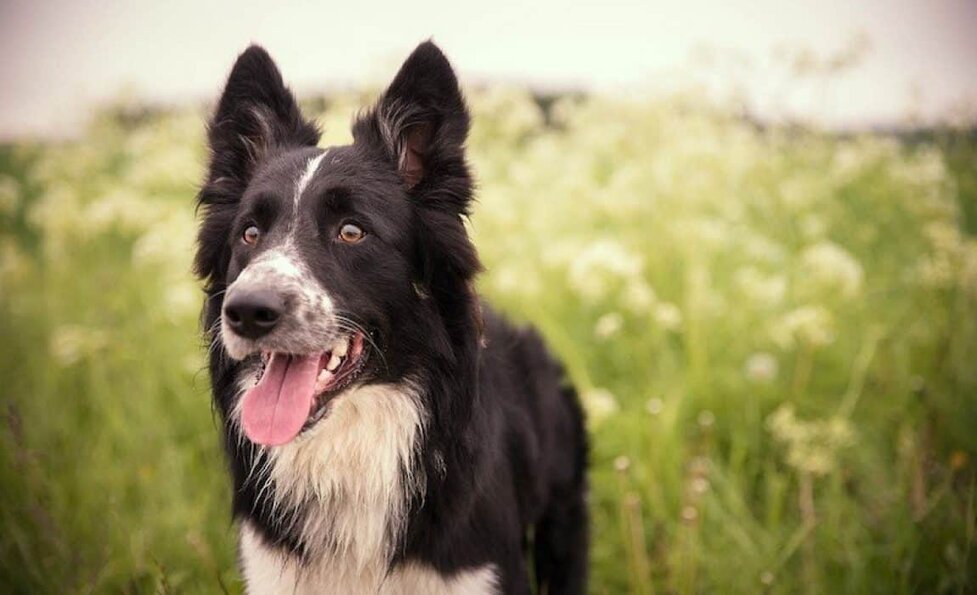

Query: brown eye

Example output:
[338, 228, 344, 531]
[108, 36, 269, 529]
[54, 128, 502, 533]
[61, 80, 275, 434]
[242, 225, 261, 245]
[339, 223, 365, 244]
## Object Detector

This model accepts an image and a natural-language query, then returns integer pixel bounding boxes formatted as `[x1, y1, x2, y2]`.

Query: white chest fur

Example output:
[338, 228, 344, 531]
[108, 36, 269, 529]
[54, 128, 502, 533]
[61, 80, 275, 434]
[240, 522, 498, 594]
[233, 382, 498, 594]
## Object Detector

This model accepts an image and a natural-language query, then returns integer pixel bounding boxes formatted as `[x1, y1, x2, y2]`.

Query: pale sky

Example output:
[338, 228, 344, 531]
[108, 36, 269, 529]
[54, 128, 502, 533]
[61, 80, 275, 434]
[1, 0, 975, 137]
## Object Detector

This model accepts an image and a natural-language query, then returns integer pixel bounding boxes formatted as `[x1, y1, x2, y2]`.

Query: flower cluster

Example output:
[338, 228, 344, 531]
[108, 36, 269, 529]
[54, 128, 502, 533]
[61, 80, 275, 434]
[767, 405, 855, 476]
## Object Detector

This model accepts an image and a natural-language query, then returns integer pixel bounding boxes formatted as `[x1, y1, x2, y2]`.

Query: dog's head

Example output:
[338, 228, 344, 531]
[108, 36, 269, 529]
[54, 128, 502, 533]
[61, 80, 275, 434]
[195, 42, 479, 447]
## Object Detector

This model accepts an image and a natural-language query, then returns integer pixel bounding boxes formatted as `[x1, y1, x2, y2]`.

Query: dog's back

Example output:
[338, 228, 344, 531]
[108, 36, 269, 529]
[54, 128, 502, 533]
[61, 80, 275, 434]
[476, 308, 589, 593]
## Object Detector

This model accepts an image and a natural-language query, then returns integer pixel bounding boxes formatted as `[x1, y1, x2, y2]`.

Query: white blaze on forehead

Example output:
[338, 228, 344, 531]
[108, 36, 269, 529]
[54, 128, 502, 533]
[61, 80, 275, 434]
[294, 150, 328, 213]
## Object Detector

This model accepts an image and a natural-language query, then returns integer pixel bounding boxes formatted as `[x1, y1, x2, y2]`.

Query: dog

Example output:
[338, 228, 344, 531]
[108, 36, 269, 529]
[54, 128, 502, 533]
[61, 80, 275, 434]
[195, 41, 588, 594]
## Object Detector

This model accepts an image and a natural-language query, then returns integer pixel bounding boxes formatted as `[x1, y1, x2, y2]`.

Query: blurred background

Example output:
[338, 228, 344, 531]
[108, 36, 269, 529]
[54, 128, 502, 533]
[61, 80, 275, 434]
[1, 0, 976, 592]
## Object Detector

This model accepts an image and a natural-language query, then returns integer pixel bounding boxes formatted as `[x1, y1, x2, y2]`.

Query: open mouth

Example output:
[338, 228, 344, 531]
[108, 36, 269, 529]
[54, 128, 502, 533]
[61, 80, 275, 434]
[240, 331, 367, 446]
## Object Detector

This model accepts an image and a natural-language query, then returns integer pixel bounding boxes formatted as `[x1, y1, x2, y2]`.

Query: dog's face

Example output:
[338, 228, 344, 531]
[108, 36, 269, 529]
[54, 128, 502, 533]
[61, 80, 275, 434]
[220, 145, 417, 445]
[195, 43, 477, 446]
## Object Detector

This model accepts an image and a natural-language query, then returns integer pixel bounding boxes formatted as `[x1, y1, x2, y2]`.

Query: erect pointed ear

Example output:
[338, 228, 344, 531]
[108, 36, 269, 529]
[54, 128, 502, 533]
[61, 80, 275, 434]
[195, 45, 319, 287]
[204, 45, 319, 191]
[353, 41, 472, 212]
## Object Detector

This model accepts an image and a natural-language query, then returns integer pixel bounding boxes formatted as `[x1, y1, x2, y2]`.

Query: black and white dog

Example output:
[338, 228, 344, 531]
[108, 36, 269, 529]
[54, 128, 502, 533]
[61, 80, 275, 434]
[195, 42, 588, 594]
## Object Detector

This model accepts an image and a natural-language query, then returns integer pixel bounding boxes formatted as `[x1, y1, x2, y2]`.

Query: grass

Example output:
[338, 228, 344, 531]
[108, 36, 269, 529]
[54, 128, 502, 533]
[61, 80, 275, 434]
[1, 89, 975, 593]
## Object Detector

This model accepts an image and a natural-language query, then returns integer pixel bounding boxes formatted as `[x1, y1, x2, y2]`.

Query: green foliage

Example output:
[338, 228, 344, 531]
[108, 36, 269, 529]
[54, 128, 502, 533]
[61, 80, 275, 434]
[1, 90, 975, 593]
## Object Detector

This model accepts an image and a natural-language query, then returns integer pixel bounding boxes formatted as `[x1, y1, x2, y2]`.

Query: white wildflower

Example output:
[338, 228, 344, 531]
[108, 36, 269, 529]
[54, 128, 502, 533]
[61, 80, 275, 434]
[469, 86, 544, 144]
[492, 266, 520, 294]
[594, 312, 624, 339]
[131, 214, 196, 273]
[831, 142, 869, 182]
[164, 283, 199, 320]
[679, 218, 730, 251]
[654, 302, 683, 331]
[767, 405, 855, 476]
[567, 240, 643, 303]
[743, 234, 787, 265]
[582, 388, 620, 423]
[799, 241, 864, 298]
[85, 189, 161, 236]
[50, 325, 109, 367]
[690, 476, 710, 495]
[623, 279, 656, 314]
[778, 176, 818, 209]
[540, 240, 579, 269]
[770, 305, 836, 348]
[734, 267, 787, 309]
[916, 221, 966, 289]
[744, 352, 779, 383]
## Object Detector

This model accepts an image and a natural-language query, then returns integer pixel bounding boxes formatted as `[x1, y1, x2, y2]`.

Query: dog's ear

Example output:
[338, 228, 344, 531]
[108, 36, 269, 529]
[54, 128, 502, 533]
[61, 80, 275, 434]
[353, 41, 472, 214]
[205, 45, 319, 187]
[355, 43, 480, 349]
[195, 45, 319, 287]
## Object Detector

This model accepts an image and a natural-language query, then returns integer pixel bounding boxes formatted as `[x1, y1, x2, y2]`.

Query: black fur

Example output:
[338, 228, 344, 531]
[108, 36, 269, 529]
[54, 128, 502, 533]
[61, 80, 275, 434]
[196, 42, 588, 594]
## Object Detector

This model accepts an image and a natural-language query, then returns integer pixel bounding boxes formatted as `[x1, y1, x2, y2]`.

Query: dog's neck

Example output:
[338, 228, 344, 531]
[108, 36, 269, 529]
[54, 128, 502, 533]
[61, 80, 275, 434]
[235, 380, 427, 570]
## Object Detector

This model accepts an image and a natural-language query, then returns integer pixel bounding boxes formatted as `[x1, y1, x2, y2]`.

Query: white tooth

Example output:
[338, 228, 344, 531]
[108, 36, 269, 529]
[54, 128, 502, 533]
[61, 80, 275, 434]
[326, 353, 341, 371]
[333, 338, 349, 358]
[314, 368, 333, 393]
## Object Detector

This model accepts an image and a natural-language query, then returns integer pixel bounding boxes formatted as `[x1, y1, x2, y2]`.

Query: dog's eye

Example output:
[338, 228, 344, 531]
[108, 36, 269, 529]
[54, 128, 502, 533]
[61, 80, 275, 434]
[339, 223, 365, 244]
[242, 225, 261, 245]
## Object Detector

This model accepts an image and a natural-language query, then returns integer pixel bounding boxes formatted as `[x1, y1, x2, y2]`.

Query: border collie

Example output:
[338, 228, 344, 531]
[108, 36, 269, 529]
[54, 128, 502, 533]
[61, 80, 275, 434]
[195, 41, 588, 594]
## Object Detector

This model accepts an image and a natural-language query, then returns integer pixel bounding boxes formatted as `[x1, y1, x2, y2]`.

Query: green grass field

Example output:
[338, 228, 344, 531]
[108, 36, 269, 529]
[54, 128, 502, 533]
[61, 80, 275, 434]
[1, 89, 976, 593]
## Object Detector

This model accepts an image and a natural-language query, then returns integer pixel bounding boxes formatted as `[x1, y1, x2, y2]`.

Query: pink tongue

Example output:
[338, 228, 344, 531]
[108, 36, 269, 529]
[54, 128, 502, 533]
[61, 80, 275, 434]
[241, 353, 321, 446]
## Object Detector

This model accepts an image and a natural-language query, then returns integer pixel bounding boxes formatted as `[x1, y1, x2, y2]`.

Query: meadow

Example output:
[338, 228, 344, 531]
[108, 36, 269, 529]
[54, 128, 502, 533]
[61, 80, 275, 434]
[1, 87, 975, 593]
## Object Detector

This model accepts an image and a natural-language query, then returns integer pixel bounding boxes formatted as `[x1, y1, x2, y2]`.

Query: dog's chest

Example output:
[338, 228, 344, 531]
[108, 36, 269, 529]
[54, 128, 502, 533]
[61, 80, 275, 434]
[234, 382, 495, 593]
[235, 382, 424, 563]
[239, 521, 498, 594]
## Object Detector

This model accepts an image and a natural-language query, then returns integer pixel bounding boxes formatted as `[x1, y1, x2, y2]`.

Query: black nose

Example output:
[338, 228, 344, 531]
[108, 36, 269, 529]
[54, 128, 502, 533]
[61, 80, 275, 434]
[223, 288, 284, 339]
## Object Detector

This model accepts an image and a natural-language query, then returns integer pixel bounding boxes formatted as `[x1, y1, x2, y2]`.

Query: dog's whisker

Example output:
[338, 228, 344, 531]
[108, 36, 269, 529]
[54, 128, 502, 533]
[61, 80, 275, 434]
[333, 314, 389, 373]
